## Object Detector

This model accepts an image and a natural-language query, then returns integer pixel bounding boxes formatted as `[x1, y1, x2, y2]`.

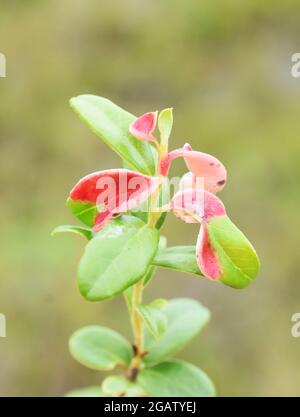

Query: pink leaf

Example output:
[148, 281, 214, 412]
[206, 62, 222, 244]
[160, 143, 227, 193]
[93, 210, 114, 232]
[129, 111, 158, 142]
[179, 171, 201, 192]
[196, 223, 221, 280]
[171, 189, 226, 224]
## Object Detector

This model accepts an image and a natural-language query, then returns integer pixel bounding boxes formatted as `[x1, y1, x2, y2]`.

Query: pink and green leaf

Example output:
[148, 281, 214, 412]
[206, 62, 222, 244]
[203, 215, 260, 288]
[68, 169, 162, 231]
[171, 189, 260, 288]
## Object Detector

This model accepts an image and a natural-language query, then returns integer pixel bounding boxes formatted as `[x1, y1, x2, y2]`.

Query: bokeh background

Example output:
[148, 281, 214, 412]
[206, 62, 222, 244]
[1, 0, 300, 396]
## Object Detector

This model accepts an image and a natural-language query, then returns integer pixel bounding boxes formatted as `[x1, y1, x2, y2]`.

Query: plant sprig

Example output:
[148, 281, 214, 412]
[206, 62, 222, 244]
[54, 95, 260, 397]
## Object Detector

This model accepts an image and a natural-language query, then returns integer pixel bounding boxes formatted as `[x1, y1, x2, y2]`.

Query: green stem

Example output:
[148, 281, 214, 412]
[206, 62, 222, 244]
[131, 279, 144, 353]
[147, 187, 162, 228]
[127, 278, 145, 379]
[127, 141, 169, 379]
[147, 141, 168, 228]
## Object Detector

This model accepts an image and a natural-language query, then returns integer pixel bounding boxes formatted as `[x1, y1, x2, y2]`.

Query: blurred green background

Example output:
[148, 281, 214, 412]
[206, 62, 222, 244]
[1, 0, 300, 396]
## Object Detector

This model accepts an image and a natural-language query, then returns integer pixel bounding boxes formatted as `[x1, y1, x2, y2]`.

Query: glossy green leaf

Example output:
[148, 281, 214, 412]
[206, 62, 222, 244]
[206, 216, 260, 289]
[51, 224, 94, 240]
[69, 326, 132, 371]
[127, 209, 149, 225]
[124, 235, 167, 314]
[138, 360, 215, 397]
[158, 108, 173, 148]
[67, 198, 98, 228]
[102, 376, 146, 397]
[152, 246, 203, 276]
[78, 216, 159, 301]
[127, 204, 167, 231]
[137, 299, 168, 339]
[65, 386, 107, 397]
[155, 211, 168, 230]
[123, 285, 134, 310]
[142, 266, 156, 288]
[144, 298, 210, 365]
[144, 235, 167, 287]
[70, 95, 157, 175]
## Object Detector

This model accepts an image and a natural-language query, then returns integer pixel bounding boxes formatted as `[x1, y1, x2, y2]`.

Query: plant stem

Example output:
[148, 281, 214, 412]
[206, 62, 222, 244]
[131, 278, 144, 353]
[147, 187, 162, 228]
[147, 142, 167, 228]
[127, 278, 145, 379]
[127, 142, 169, 379]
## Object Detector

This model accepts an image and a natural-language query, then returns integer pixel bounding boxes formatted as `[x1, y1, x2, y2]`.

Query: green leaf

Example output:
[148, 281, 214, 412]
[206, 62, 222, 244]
[65, 386, 107, 397]
[155, 211, 168, 230]
[70, 95, 157, 175]
[69, 326, 132, 371]
[123, 285, 134, 309]
[138, 360, 215, 397]
[124, 235, 167, 318]
[78, 216, 159, 301]
[142, 266, 156, 288]
[51, 224, 94, 240]
[206, 216, 260, 289]
[158, 108, 173, 148]
[126, 202, 167, 233]
[127, 209, 149, 225]
[137, 299, 168, 339]
[144, 235, 167, 286]
[102, 376, 146, 397]
[144, 298, 210, 365]
[67, 198, 98, 228]
[152, 246, 203, 276]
